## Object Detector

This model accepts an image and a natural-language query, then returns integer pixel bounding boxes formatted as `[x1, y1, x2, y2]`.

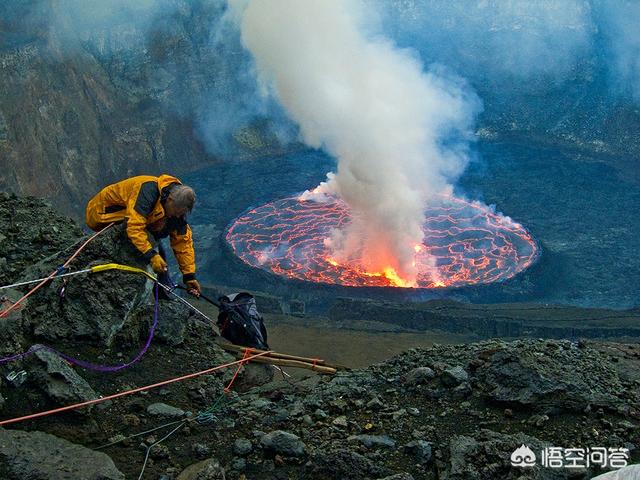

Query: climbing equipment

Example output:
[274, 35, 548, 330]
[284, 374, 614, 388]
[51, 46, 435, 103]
[0, 349, 273, 427]
[0, 223, 113, 318]
[0, 281, 160, 372]
[0, 261, 215, 325]
[219, 343, 342, 374]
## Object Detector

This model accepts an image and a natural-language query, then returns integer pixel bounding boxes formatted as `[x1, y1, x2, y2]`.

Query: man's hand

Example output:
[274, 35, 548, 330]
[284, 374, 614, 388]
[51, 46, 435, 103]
[185, 279, 201, 297]
[150, 254, 168, 274]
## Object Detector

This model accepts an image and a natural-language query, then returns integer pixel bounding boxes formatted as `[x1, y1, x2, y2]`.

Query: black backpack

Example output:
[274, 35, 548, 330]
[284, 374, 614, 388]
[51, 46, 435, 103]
[216, 292, 269, 350]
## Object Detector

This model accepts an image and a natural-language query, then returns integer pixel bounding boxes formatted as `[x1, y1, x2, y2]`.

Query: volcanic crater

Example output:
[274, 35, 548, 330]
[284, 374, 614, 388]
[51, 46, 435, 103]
[225, 193, 538, 289]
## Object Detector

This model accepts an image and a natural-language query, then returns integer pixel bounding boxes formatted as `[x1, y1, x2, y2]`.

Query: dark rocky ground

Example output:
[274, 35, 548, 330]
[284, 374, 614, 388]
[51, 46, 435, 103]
[1, 194, 639, 480]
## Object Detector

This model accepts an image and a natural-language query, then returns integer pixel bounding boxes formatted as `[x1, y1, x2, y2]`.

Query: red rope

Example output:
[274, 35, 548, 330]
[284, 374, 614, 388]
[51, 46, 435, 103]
[0, 224, 113, 319]
[224, 347, 253, 393]
[0, 349, 272, 427]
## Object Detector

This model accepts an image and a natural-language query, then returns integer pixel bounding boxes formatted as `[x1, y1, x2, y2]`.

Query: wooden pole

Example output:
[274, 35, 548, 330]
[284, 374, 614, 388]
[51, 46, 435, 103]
[239, 354, 337, 375]
[218, 343, 347, 369]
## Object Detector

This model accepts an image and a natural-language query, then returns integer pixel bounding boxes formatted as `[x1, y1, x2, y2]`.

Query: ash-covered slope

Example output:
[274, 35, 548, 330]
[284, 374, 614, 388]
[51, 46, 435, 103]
[0, 195, 639, 480]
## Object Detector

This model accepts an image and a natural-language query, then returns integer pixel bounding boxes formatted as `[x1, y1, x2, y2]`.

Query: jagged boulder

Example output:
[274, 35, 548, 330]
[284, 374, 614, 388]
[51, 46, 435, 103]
[260, 430, 306, 456]
[439, 429, 569, 480]
[404, 440, 433, 464]
[0, 429, 124, 479]
[402, 366, 436, 386]
[147, 402, 187, 418]
[134, 293, 194, 347]
[473, 341, 629, 411]
[233, 364, 274, 392]
[19, 225, 151, 346]
[28, 345, 97, 405]
[233, 438, 253, 456]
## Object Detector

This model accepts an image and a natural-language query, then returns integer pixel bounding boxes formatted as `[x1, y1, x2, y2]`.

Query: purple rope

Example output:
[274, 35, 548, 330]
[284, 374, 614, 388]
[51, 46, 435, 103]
[0, 282, 159, 372]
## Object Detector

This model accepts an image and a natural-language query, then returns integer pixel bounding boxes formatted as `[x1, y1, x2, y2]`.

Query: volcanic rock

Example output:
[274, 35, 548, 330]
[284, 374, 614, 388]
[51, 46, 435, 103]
[404, 439, 433, 464]
[19, 225, 152, 346]
[193, 443, 211, 458]
[289, 401, 305, 417]
[260, 430, 306, 457]
[348, 434, 397, 449]
[177, 457, 226, 480]
[3, 195, 640, 480]
[441, 365, 469, 387]
[146, 402, 187, 418]
[0, 428, 124, 479]
[439, 429, 567, 480]
[332, 415, 348, 428]
[328, 297, 640, 340]
[234, 364, 275, 392]
[367, 397, 385, 410]
[29, 345, 97, 405]
[473, 341, 627, 411]
[289, 299, 305, 317]
[233, 438, 253, 456]
[149, 300, 192, 346]
[230, 457, 246, 471]
[402, 366, 436, 386]
[307, 448, 388, 479]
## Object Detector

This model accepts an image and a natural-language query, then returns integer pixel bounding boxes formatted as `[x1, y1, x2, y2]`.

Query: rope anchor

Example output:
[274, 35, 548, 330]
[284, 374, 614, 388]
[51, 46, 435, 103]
[5, 370, 27, 387]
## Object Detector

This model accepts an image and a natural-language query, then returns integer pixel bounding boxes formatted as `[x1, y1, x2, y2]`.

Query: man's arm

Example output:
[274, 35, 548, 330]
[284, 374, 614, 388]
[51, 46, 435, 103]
[126, 181, 159, 259]
[169, 223, 196, 279]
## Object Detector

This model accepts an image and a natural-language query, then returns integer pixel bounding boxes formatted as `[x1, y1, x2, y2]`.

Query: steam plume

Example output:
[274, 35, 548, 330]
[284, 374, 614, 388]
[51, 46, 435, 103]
[382, 0, 593, 81]
[597, 1, 640, 101]
[234, 0, 480, 282]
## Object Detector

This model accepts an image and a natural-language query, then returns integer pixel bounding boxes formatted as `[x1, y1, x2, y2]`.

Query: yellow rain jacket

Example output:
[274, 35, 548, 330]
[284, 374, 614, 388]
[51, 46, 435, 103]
[85, 174, 196, 280]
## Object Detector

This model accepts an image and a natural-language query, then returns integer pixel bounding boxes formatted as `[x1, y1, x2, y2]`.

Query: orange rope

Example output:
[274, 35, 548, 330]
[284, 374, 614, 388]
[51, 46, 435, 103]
[0, 349, 272, 427]
[224, 347, 253, 393]
[0, 224, 113, 319]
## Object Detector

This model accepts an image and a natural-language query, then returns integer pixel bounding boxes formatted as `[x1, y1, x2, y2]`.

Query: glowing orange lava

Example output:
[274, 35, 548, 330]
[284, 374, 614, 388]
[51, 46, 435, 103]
[226, 194, 538, 288]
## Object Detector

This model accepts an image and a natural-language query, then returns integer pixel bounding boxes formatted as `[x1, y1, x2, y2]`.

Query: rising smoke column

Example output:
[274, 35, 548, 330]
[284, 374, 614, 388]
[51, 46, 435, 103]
[234, 0, 480, 284]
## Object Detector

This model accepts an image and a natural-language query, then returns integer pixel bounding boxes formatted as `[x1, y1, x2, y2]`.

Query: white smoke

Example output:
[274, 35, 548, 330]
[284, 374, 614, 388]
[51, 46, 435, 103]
[380, 0, 594, 81]
[233, 0, 481, 282]
[597, 1, 640, 102]
[48, 0, 170, 50]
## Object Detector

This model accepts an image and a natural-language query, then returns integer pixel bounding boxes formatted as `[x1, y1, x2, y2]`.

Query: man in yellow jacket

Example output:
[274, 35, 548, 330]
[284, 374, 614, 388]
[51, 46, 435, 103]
[85, 174, 201, 297]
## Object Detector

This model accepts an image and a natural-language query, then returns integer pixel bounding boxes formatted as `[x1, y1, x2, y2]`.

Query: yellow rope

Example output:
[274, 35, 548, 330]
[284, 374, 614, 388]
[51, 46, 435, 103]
[90, 263, 214, 324]
[90, 263, 157, 282]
